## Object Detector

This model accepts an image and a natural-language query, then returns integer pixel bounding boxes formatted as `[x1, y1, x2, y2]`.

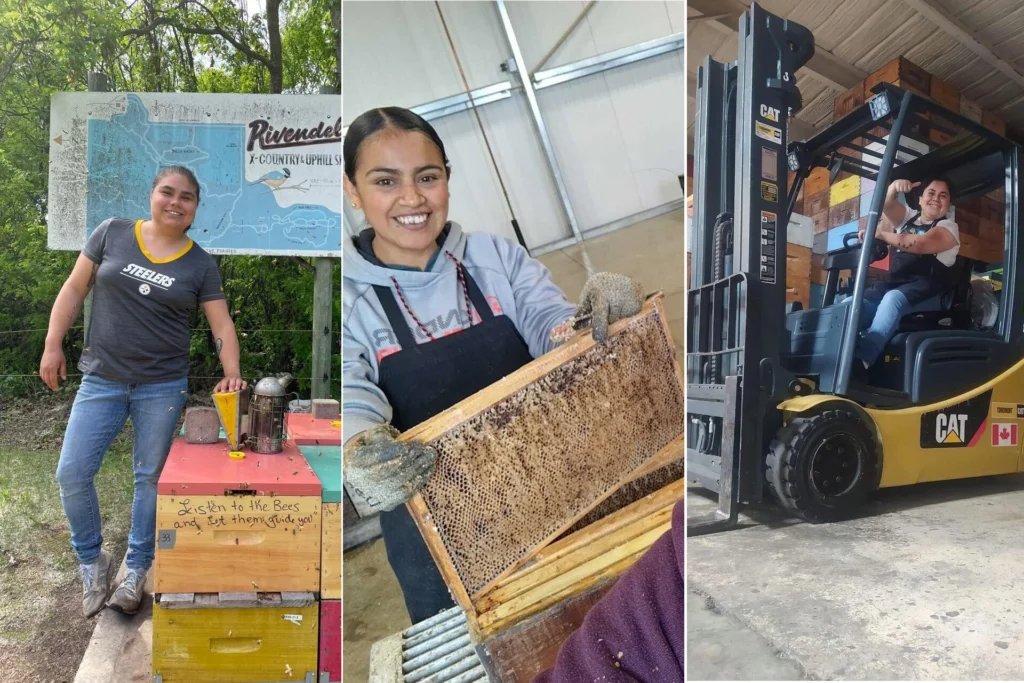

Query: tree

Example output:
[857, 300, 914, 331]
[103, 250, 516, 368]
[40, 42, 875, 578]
[0, 0, 340, 398]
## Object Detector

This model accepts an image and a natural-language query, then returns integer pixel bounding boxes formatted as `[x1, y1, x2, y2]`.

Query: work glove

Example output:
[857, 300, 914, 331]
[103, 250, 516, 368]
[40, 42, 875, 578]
[344, 424, 438, 512]
[576, 272, 645, 343]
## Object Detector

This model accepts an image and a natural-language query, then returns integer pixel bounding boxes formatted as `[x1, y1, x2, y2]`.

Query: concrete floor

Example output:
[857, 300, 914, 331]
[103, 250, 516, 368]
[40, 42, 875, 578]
[687, 474, 1024, 680]
[687, 589, 805, 680]
[343, 540, 410, 683]
[342, 211, 686, 682]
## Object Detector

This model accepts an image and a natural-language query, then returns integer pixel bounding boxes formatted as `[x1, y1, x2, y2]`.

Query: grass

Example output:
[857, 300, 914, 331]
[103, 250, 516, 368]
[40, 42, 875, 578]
[0, 435, 136, 645]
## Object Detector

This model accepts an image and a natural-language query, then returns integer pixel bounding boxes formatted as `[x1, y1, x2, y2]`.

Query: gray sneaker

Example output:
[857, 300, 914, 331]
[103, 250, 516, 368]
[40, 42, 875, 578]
[80, 549, 114, 618]
[107, 567, 147, 615]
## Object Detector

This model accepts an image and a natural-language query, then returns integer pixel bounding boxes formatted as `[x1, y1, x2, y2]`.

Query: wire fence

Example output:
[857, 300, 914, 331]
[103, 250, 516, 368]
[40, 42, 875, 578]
[0, 325, 340, 400]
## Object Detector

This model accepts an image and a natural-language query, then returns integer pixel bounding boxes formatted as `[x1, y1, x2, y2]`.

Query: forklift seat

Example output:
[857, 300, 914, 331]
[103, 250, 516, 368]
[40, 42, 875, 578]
[895, 255, 975, 333]
[877, 329, 1010, 403]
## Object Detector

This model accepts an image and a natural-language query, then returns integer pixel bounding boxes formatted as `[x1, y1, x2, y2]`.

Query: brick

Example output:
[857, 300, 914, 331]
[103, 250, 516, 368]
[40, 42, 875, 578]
[312, 398, 341, 420]
[184, 407, 220, 444]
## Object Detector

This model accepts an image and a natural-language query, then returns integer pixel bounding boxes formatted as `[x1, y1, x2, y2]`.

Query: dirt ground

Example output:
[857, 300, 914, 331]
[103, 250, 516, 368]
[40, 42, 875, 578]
[0, 395, 136, 682]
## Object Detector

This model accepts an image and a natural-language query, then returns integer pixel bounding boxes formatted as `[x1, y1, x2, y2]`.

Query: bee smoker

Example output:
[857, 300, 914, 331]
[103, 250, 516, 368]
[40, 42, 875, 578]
[247, 373, 293, 453]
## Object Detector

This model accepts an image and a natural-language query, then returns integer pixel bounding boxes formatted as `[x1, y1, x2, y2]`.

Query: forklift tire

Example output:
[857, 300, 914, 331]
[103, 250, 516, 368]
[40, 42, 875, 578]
[765, 406, 880, 523]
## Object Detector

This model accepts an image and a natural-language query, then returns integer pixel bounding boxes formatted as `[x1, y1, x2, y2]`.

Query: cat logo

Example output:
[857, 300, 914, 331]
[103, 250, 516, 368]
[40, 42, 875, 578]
[760, 104, 781, 122]
[921, 390, 991, 448]
[935, 413, 968, 444]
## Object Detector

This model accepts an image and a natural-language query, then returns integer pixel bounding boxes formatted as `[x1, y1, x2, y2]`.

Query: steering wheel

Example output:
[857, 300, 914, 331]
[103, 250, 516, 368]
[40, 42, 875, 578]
[843, 232, 889, 263]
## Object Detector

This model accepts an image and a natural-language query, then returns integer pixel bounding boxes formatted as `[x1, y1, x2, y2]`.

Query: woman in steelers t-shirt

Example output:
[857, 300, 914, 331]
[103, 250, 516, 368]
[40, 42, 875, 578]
[39, 165, 246, 618]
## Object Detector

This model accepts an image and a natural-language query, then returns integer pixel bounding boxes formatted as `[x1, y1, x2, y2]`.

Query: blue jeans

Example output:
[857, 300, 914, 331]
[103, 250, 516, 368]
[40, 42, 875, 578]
[854, 288, 942, 366]
[56, 374, 187, 570]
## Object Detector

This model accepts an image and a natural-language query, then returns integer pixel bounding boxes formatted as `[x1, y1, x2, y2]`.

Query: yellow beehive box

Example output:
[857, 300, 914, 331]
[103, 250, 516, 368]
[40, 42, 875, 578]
[152, 592, 319, 683]
[155, 440, 322, 594]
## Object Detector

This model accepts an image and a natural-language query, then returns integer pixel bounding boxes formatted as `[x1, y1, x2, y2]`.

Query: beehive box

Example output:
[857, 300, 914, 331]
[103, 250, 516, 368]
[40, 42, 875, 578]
[151, 592, 319, 683]
[285, 412, 341, 446]
[288, 414, 342, 601]
[786, 243, 811, 309]
[320, 600, 341, 682]
[834, 82, 866, 120]
[154, 439, 322, 594]
[300, 444, 341, 601]
[866, 56, 931, 97]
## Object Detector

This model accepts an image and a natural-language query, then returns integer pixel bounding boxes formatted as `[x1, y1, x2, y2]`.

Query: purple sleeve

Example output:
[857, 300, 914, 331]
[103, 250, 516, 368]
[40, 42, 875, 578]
[533, 500, 686, 683]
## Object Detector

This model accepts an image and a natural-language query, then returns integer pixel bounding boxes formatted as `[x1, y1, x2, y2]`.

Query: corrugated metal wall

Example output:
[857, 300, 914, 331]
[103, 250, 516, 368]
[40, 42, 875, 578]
[343, 0, 686, 250]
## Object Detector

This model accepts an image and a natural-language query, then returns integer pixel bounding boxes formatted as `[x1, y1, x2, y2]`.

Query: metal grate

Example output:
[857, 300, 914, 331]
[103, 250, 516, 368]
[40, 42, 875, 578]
[403, 609, 488, 682]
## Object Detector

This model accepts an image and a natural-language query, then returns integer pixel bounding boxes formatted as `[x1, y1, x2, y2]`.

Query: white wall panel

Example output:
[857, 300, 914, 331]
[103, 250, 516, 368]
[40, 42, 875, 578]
[344, 0, 685, 248]
[509, 0, 686, 230]
[603, 52, 688, 211]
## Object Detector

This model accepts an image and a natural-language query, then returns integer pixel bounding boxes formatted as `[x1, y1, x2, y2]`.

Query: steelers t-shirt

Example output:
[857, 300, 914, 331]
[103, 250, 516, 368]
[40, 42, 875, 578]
[78, 218, 225, 384]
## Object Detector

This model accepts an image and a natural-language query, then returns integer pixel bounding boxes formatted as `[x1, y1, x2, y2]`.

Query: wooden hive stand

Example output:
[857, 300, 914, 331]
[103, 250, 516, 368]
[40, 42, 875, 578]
[400, 295, 686, 681]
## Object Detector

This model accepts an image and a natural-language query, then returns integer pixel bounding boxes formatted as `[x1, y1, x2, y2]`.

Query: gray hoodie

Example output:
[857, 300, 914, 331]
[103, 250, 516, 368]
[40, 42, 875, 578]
[343, 222, 577, 444]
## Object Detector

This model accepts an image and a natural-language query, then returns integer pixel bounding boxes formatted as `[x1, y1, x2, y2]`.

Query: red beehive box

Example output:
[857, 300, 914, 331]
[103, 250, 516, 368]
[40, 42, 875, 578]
[154, 438, 322, 594]
[285, 412, 342, 446]
[320, 600, 341, 682]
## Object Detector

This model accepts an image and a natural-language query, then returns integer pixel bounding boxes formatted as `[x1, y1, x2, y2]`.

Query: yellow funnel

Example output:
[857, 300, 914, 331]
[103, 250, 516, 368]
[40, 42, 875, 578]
[212, 388, 248, 450]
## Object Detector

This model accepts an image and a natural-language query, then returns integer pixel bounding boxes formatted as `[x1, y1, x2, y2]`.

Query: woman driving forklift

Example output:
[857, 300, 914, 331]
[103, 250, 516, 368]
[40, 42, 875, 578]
[855, 177, 960, 369]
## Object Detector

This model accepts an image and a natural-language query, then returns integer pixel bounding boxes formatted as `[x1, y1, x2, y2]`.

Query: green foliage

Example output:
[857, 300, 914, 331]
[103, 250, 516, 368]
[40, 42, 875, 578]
[0, 0, 340, 401]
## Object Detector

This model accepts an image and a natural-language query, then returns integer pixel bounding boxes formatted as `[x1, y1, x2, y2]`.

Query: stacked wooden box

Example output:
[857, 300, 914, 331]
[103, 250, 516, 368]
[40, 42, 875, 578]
[793, 55, 1009, 307]
[152, 439, 322, 683]
[286, 411, 343, 683]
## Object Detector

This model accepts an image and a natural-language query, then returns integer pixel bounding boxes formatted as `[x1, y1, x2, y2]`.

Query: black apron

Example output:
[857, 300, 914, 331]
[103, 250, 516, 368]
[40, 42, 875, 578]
[372, 267, 535, 623]
[872, 212, 951, 305]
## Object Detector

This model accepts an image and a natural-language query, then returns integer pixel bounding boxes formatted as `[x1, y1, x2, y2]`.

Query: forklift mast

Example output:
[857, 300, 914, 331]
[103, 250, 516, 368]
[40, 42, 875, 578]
[688, 3, 814, 532]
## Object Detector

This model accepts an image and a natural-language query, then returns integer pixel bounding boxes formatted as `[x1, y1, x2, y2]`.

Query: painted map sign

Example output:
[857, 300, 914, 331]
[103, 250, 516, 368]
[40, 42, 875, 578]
[48, 92, 342, 256]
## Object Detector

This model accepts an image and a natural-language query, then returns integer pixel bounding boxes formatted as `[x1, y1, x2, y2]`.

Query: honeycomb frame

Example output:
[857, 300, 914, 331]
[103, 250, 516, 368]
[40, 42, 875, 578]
[402, 295, 685, 602]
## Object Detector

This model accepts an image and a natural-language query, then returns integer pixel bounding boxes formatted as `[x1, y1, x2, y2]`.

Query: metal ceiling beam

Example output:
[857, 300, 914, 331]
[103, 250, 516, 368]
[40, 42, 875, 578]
[902, 0, 1024, 91]
[688, 0, 866, 92]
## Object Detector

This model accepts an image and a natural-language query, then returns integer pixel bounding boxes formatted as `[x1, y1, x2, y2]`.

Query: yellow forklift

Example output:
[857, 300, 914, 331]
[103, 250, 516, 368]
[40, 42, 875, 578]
[688, 3, 1023, 533]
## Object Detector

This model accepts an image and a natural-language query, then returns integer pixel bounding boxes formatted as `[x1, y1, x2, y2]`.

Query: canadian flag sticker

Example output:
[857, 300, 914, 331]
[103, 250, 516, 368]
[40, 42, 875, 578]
[992, 423, 1018, 447]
